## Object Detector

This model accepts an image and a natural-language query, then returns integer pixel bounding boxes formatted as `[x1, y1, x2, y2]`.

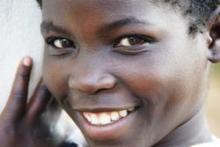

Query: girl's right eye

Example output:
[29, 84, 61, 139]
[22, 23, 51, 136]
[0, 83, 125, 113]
[46, 37, 75, 49]
[45, 37, 77, 56]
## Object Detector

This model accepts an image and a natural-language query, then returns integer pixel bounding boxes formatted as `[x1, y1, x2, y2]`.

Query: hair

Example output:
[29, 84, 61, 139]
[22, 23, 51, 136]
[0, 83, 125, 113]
[162, 0, 220, 33]
[36, 0, 219, 34]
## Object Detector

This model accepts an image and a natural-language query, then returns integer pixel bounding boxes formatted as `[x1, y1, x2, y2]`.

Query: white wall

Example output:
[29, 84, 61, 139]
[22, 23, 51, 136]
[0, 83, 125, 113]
[0, 0, 86, 146]
[0, 0, 43, 107]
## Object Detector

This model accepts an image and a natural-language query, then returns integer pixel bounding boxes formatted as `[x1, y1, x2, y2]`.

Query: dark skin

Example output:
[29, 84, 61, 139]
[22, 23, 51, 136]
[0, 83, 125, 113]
[1, 1, 220, 147]
[42, 0, 220, 147]
[0, 57, 55, 147]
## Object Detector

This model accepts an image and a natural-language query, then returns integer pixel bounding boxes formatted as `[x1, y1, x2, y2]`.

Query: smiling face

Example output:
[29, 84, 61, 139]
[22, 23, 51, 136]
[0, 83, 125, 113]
[41, 0, 210, 146]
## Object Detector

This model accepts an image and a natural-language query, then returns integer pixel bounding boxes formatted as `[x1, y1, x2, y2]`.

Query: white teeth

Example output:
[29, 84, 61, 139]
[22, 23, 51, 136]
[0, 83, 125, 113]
[128, 107, 135, 112]
[83, 113, 92, 122]
[100, 113, 111, 125]
[119, 110, 128, 117]
[110, 111, 120, 121]
[91, 114, 100, 125]
[83, 107, 136, 126]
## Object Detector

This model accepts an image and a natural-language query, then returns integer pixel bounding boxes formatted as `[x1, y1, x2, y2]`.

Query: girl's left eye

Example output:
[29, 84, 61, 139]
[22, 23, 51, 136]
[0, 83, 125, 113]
[114, 35, 151, 48]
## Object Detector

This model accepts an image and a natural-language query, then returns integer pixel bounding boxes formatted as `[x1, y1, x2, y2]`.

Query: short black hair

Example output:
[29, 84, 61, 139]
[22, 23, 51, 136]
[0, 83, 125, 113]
[36, 0, 219, 33]
[163, 0, 220, 33]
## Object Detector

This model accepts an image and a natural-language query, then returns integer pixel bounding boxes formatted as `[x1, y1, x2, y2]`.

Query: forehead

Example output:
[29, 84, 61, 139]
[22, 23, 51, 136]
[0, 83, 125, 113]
[43, 0, 183, 20]
[42, 0, 153, 23]
[42, 0, 188, 38]
[43, 0, 151, 12]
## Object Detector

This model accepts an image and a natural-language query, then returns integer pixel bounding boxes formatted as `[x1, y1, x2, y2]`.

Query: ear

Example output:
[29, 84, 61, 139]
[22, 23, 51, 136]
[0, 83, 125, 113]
[207, 7, 220, 63]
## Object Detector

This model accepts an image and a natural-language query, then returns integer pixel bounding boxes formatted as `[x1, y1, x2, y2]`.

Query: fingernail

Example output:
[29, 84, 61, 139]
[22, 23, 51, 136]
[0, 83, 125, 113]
[22, 57, 32, 67]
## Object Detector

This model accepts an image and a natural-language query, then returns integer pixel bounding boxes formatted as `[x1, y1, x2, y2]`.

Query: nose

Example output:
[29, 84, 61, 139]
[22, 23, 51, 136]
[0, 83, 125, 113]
[68, 72, 117, 94]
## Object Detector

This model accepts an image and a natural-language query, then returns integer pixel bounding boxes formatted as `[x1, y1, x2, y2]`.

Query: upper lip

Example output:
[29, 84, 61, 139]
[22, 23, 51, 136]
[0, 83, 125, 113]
[71, 105, 139, 113]
[66, 93, 141, 112]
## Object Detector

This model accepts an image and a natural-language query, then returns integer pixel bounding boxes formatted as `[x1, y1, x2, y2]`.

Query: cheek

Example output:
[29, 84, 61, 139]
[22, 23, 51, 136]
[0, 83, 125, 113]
[43, 60, 69, 100]
[113, 55, 171, 115]
[114, 49, 201, 116]
[113, 52, 179, 101]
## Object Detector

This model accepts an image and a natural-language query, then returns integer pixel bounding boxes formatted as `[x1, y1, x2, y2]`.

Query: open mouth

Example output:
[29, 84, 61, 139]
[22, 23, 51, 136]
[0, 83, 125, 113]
[82, 107, 136, 126]
[76, 105, 140, 140]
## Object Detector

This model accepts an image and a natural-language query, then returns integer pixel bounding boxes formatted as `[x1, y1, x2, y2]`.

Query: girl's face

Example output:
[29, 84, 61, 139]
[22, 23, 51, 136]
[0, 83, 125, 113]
[42, 0, 209, 146]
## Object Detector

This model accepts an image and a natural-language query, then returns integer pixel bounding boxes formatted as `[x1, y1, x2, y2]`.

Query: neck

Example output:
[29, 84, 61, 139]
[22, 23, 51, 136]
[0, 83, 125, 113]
[154, 109, 213, 147]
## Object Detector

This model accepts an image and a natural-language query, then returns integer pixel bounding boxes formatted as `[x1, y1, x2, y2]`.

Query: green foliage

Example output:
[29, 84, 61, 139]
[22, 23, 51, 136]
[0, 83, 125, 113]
[213, 64, 220, 75]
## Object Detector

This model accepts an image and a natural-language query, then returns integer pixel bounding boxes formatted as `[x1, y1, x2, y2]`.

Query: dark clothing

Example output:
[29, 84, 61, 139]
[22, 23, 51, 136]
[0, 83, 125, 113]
[61, 142, 78, 147]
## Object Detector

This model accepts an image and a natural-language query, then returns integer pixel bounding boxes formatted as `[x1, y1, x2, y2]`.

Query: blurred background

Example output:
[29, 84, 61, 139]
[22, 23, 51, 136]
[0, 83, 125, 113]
[206, 65, 220, 137]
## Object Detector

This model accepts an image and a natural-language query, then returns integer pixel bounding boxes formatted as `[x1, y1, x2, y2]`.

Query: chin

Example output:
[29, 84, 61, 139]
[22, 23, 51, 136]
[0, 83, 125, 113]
[0, 0, 86, 146]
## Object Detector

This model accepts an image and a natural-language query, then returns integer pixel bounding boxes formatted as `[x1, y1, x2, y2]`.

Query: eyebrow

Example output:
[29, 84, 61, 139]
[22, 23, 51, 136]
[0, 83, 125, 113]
[41, 21, 71, 35]
[40, 17, 147, 36]
[98, 17, 148, 35]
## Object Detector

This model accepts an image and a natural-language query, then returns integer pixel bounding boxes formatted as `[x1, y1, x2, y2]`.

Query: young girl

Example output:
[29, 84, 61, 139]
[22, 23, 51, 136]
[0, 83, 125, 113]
[0, 0, 220, 147]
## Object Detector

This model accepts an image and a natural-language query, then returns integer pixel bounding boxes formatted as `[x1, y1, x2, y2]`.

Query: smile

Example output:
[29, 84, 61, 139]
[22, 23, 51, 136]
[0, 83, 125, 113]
[82, 107, 136, 126]
[76, 105, 140, 140]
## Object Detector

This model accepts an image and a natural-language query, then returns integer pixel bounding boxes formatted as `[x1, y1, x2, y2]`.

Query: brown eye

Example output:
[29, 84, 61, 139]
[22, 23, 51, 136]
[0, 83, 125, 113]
[47, 37, 75, 49]
[114, 36, 148, 48]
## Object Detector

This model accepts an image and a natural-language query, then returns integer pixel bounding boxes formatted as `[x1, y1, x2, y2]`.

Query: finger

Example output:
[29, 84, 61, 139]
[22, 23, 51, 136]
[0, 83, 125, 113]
[26, 78, 43, 107]
[3, 57, 32, 121]
[26, 82, 52, 123]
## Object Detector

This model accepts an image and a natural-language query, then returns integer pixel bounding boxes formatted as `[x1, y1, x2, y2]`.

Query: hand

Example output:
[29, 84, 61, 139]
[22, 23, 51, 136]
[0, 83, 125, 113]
[0, 57, 56, 147]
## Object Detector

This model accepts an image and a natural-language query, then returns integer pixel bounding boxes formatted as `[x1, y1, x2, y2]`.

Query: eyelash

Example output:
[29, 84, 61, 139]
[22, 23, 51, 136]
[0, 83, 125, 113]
[45, 34, 154, 56]
[46, 37, 75, 49]
[113, 34, 154, 48]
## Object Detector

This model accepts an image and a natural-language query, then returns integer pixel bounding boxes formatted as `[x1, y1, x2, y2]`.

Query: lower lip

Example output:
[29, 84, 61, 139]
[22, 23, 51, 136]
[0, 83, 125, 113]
[78, 109, 138, 141]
